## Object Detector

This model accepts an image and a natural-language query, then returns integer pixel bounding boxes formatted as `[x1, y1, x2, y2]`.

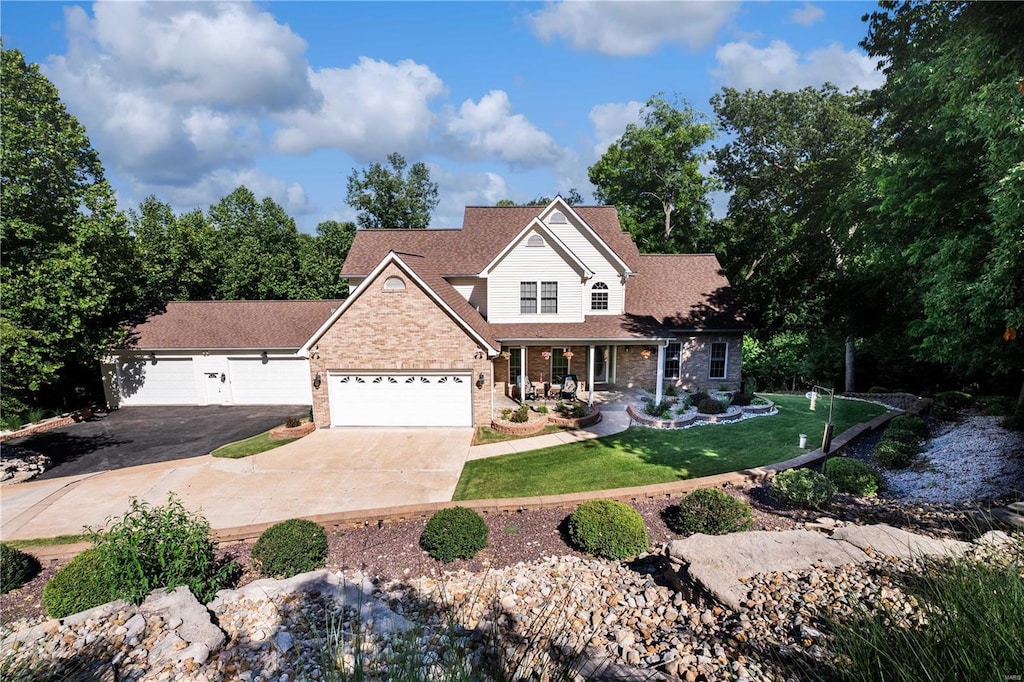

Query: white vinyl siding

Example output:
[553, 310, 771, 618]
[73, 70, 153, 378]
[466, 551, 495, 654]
[328, 372, 472, 427]
[228, 357, 312, 404]
[543, 212, 626, 315]
[116, 357, 197, 405]
[487, 230, 583, 322]
[449, 277, 488, 317]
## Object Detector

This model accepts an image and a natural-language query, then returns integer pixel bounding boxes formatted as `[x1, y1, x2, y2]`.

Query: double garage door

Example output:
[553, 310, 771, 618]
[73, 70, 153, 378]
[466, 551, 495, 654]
[328, 372, 472, 427]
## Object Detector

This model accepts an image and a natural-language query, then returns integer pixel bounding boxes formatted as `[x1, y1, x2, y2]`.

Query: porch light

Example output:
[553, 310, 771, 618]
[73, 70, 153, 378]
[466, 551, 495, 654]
[477, 372, 485, 388]
[313, 372, 322, 389]
[807, 385, 836, 453]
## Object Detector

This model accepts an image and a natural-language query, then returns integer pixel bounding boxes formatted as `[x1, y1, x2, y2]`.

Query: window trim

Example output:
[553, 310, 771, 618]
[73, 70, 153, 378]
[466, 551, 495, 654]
[664, 340, 681, 380]
[520, 281, 537, 314]
[383, 276, 406, 290]
[540, 281, 558, 314]
[709, 342, 728, 380]
[550, 347, 569, 380]
[590, 281, 609, 311]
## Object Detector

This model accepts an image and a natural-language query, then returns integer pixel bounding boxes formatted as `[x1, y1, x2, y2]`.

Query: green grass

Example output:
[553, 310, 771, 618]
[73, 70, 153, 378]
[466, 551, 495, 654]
[5, 534, 92, 549]
[210, 429, 299, 458]
[453, 395, 885, 499]
[473, 424, 565, 445]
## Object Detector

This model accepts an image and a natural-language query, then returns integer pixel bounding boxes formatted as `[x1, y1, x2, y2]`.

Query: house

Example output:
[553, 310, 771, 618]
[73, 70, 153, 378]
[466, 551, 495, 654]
[103, 198, 744, 428]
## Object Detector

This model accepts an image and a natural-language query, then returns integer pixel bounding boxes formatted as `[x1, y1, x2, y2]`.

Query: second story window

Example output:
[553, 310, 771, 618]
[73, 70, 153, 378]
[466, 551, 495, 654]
[541, 282, 558, 313]
[591, 282, 609, 310]
[520, 282, 537, 314]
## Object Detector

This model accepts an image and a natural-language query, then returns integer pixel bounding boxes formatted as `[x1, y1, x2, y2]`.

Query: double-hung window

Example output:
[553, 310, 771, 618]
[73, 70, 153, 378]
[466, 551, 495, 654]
[509, 348, 523, 384]
[709, 342, 728, 379]
[664, 341, 681, 379]
[541, 282, 558, 313]
[591, 282, 609, 311]
[551, 347, 569, 381]
[520, 282, 537, 314]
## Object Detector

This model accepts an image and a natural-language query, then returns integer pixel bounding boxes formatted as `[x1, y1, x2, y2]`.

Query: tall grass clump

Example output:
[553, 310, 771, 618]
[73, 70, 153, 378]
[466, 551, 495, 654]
[825, 558, 1024, 682]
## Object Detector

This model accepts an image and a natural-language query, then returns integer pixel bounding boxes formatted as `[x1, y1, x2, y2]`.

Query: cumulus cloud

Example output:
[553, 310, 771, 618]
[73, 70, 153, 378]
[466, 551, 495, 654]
[132, 168, 316, 217]
[589, 100, 644, 156]
[790, 3, 825, 27]
[274, 58, 446, 159]
[714, 40, 885, 92]
[528, 1, 738, 56]
[430, 166, 512, 227]
[444, 90, 563, 167]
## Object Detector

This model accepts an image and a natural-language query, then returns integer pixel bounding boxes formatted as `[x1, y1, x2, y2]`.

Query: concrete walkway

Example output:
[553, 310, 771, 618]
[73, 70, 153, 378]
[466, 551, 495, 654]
[467, 410, 631, 460]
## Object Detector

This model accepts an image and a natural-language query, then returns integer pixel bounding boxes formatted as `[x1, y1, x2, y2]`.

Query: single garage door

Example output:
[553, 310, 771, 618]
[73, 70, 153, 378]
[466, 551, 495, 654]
[117, 358, 196, 405]
[228, 358, 313, 405]
[329, 372, 472, 427]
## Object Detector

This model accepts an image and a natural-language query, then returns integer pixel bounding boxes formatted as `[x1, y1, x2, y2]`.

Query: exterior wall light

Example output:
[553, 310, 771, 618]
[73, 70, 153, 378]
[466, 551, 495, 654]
[313, 372, 322, 389]
[476, 372, 486, 388]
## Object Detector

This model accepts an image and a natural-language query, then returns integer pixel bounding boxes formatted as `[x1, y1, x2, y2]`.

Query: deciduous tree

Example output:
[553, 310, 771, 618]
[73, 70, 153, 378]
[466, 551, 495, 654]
[345, 153, 438, 229]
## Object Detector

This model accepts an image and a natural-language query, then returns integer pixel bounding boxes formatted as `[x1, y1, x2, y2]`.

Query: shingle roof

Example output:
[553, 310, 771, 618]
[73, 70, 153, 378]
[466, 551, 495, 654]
[121, 300, 342, 350]
[626, 255, 745, 330]
[340, 205, 640, 276]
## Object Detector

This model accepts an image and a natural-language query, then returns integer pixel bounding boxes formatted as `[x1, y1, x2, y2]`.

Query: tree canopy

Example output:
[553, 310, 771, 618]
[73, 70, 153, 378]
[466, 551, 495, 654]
[345, 152, 439, 229]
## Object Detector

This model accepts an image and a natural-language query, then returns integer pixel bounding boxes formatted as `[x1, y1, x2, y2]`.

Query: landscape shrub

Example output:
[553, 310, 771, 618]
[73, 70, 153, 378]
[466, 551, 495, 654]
[873, 438, 919, 469]
[420, 507, 488, 563]
[643, 398, 673, 419]
[90, 494, 238, 604]
[500, 408, 513, 420]
[933, 390, 973, 409]
[697, 398, 726, 415]
[689, 391, 711, 405]
[729, 391, 754, 407]
[284, 416, 302, 428]
[887, 415, 928, 440]
[867, 386, 891, 393]
[823, 457, 881, 497]
[0, 543, 41, 593]
[1004, 404, 1024, 432]
[42, 549, 116, 619]
[252, 519, 328, 578]
[671, 488, 753, 536]
[772, 468, 837, 509]
[509, 404, 530, 423]
[536, 405, 549, 414]
[567, 500, 648, 560]
[665, 384, 679, 397]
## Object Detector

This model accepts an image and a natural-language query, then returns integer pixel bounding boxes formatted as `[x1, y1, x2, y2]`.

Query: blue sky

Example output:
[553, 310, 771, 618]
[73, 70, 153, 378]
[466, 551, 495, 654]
[3, 1, 882, 231]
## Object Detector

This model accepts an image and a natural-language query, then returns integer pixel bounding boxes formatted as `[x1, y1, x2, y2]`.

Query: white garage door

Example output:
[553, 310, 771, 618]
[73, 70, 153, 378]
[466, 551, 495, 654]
[228, 358, 312, 405]
[329, 373, 472, 427]
[117, 358, 196, 405]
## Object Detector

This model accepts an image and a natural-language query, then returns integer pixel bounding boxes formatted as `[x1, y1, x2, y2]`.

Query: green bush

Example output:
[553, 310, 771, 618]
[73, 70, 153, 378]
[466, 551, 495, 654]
[420, 507, 488, 563]
[664, 384, 679, 397]
[252, 519, 328, 578]
[510, 404, 530, 423]
[729, 391, 754, 407]
[888, 415, 928, 440]
[567, 500, 649, 560]
[697, 398, 726, 415]
[90, 494, 238, 604]
[689, 391, 710, 405]
[643, 398, 673, 419]
[933, 390, 972, 409]
[1004, 404, 1024, 431]
[874, 438, 919, 469]
[42, 549, 116, 619]
[772, 468, 837, 509]
[671, 488, 753, 536]
[0, 543, 41, 593]
[823, 457, 881, 497]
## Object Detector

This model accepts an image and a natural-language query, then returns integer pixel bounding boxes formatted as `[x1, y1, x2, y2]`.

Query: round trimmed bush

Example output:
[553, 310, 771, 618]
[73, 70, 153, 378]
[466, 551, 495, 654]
[689, 391, 711, 405]
[823, 457, 881, 497]
[772, 468, 837, 509]
[874, 439, 918, 469]
[567, 500, 649, 560]
[729, 392, 754, 407]
[252, 519, 328, 578]
[697, 398, 726, 415]
[42, 549, 116, 619]
[1, 543, 41, 593]
[420, 507, 488, 563]
[671, 488, 753, 536]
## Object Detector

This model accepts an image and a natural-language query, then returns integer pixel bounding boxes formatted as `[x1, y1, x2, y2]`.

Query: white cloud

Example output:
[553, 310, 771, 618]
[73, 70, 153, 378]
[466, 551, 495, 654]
[444, 90, 563, 167]
[274, 58, 446, 159]
[131, 168, 316, 217]
[589, 100, 644, 156]
[714, 40, 885, 92]
[430, 166, 512, 227]
[790, 3, 825, 27]
[529, 1, 738, 56]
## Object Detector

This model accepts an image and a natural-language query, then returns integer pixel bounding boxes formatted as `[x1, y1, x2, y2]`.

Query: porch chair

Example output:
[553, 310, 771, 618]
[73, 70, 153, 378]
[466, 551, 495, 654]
[516, 375, 538, 401]
[559, 374, 578, 401]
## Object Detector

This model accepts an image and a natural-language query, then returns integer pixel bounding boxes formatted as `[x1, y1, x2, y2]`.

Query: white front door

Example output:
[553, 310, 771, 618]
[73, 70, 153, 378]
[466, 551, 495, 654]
[329, 372, 473, 427]
[204, 372, 229, 404]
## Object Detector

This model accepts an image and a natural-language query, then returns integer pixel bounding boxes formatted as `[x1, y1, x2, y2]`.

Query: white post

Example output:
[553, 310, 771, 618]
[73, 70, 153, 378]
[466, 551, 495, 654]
[520, 346, 527, 400]
[588, 344, 596, 407]
[655, 343, 665, 404]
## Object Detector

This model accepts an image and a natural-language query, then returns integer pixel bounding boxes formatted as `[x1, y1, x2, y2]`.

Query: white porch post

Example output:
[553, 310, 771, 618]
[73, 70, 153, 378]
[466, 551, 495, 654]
[520, 346, 527, 399]
[655, 343, 665, 404]
[588, 344, 596, 408]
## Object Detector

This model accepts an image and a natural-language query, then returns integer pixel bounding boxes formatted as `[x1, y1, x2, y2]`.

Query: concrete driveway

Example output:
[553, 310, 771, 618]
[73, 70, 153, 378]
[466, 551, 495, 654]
[0, 428, 472, 540]
[4, 405, 309, 479]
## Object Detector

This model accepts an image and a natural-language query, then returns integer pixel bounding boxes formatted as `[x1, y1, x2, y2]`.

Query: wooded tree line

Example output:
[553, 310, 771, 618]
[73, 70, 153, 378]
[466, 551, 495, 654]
[2, 2, 1021, 423]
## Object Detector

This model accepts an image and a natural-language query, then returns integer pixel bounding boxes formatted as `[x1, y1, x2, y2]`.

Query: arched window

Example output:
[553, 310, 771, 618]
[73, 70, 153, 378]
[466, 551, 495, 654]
[591, 282, 609, 310]
[527, 234, 545, 247]
[383, 276, 406, 290]
[548, 210, 568, 224]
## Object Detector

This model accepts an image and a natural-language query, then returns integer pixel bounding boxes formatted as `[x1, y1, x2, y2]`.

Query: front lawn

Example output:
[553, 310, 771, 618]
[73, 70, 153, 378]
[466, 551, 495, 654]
[210, 429, 299, 459]
[453, 395, 886, 500]
[473, 424, 566, 445]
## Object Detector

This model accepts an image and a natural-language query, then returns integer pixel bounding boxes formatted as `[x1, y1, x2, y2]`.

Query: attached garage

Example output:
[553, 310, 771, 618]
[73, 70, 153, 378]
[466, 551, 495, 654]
[328, 372, 473, 427]
[116, 357, 196, 406]
[227, 358, 312, 405]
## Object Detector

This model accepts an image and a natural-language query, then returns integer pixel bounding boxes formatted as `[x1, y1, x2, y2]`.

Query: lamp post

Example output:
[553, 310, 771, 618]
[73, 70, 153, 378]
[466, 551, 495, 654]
[808, 385, 835, 454]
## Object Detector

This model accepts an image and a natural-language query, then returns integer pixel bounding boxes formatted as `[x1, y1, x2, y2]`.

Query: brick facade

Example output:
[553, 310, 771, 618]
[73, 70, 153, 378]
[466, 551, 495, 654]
[308, 263, 493, 427]
[672, 333, 743, 391]
[493, 344, 608, 396]
[614, 346, 660, 390]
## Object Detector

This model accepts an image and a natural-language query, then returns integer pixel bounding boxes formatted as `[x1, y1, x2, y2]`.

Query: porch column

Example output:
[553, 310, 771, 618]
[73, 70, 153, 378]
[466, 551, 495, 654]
[520, 346, 527, 399]
[655, 343, 665, 404]
[588, 344, 596, 408]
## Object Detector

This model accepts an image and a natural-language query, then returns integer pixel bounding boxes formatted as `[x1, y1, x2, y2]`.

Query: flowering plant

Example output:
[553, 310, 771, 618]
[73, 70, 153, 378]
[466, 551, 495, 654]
[499, 350, 511, 359]
[541, 351, 552, 360]
[640, 348, 652, 359]
[563, 350, 574, 359]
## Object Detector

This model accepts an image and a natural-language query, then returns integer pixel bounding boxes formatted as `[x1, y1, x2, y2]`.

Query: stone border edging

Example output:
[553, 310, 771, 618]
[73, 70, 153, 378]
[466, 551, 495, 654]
[0, 407, 100, 443]
[626, 399, 774, 429]
[489, 415, 549, 436]
[268, 422, 316, 441]
[548, 405, 601, 428]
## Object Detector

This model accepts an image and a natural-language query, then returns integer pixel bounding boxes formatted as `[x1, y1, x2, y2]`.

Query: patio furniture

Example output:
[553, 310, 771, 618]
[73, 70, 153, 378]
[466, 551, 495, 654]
[559, 374, 578, 401]
[516, 376, 537, 401]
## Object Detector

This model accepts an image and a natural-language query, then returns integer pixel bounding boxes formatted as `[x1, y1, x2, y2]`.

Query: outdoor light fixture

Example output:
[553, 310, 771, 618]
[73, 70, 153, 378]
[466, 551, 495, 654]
[313, 372, 322, 389]
[477, 372, 486, 388]
[806, 385, 836, 453]
[261, 351, 268, 360]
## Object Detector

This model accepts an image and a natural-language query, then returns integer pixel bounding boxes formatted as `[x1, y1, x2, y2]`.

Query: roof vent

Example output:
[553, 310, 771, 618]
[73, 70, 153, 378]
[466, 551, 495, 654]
[527, 234, 545, 247]
[549, 210, 568, 224]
